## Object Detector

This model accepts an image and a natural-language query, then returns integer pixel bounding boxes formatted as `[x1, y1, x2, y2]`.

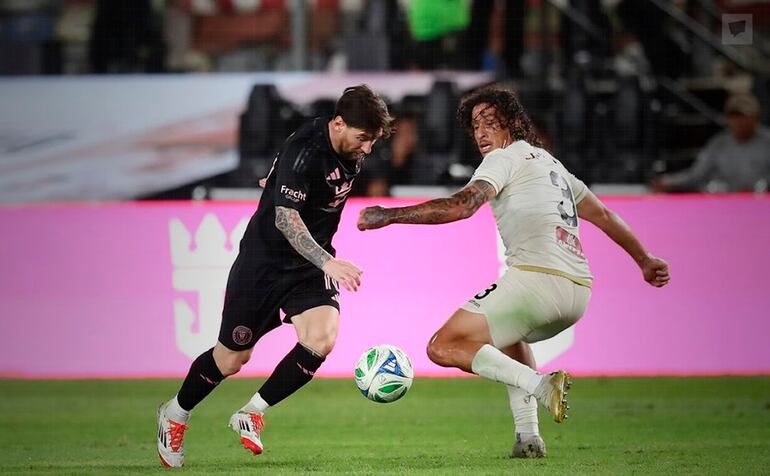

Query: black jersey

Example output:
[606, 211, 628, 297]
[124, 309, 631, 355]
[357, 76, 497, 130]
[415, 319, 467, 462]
[241, 117, 361, 271]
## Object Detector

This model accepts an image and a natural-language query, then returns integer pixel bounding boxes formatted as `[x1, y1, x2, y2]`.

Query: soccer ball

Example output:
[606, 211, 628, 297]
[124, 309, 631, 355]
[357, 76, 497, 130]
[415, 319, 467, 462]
[354, 344, 414, 403]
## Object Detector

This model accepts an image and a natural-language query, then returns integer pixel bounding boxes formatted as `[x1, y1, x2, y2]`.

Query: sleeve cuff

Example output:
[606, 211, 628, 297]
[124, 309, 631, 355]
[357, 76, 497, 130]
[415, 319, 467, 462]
[471, 175, 502, 195]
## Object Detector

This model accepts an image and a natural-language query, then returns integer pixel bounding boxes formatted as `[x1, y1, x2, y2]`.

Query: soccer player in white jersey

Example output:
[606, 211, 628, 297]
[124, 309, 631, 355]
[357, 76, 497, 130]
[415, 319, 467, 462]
[357, 84, 670, 458]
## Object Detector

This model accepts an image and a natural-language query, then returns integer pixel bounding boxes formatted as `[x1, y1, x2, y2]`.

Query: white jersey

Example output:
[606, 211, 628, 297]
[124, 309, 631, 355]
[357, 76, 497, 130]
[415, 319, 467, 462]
[471, 140, 593, 287]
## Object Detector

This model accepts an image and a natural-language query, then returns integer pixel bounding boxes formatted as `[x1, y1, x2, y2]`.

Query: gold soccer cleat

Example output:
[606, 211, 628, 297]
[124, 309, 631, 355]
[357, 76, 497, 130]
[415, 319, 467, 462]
[533, 370, 572, 423]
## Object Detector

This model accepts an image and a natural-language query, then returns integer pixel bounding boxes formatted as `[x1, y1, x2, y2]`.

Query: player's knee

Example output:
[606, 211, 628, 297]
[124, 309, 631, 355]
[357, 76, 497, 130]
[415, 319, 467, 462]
[300, 333, 336, 357]
[218, 359, 243, 377]
[426, 334, 452, 367]
[214, 346, 252, 376]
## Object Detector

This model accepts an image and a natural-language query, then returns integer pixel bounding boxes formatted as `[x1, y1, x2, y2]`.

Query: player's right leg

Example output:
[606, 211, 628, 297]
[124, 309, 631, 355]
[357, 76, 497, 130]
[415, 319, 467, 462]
[502, 342, 545, 458]
[156, 343, 253, 467]
[512, 434, 547, 458]
[523, 274, 590, 424]
[157, 251, 275, 467]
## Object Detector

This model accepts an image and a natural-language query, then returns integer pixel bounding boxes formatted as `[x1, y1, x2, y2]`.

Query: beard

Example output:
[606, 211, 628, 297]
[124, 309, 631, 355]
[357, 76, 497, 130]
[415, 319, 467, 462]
[342, 149, 365, 161]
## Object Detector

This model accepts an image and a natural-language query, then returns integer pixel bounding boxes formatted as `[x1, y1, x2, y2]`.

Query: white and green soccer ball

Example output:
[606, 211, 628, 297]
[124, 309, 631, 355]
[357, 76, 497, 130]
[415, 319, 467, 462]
[354, 344, 414, 403]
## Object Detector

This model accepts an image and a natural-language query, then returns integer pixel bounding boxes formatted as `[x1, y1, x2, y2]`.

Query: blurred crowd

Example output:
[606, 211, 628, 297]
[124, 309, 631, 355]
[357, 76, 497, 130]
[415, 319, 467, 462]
[0, 0, 736, 76]
[1, 0, 769, 196]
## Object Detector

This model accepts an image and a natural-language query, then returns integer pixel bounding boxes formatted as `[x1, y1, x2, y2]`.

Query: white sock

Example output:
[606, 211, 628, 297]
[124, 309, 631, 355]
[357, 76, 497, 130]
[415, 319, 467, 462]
[508, 386, 539, 439]
[165, 396, 191, 423]
[241, 392, 270, 414]
[471, 344, 543, 394]
[526, 373, 544, 394]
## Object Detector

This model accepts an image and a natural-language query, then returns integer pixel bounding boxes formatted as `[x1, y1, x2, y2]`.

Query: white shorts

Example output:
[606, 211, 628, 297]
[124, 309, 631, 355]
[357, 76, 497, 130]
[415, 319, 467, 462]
[461, 267, 591, 348]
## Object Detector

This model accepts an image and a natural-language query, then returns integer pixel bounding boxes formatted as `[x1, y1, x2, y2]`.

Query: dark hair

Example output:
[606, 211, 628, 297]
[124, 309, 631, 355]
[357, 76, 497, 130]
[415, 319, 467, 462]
[334, 84, 395, 139]
[456, 85, 543, 148]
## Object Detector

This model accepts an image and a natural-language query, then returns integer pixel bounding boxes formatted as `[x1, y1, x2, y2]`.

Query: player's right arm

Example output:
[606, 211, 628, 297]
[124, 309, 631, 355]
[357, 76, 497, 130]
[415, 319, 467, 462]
[357, 180, 496, 230]
[576, 190, 670, 287]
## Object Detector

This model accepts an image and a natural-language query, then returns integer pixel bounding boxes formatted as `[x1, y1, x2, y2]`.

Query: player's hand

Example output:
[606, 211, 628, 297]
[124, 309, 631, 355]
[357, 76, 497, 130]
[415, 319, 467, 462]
[357, 206, 391, 231]
[641, 255, 670, 287]
[322, 258, 363, 292]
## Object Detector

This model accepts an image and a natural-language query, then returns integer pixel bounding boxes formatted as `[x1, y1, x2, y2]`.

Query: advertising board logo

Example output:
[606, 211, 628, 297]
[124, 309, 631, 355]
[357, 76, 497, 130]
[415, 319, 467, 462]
[169, 214, 247, 359]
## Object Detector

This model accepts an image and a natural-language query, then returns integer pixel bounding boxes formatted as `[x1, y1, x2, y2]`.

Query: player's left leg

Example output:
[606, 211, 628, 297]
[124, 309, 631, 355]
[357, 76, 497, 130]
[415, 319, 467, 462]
[231, 266, 341, 456]
[256, 304, 339, 408]
[230, 305, 338, 455]
[521, 276, 591, 424]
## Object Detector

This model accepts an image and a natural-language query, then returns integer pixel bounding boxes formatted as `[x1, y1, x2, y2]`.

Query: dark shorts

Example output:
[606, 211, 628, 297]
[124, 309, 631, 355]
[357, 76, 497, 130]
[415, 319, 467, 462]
[218, 247, 340, 351]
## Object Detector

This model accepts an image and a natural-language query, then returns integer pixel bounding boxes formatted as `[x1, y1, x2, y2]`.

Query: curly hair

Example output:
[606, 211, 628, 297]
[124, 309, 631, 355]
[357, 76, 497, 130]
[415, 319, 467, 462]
[456, 85, 543, 148]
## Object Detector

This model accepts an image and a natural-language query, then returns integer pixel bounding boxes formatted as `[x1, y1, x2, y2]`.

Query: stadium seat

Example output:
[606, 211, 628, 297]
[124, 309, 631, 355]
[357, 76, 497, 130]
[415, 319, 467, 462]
[237, 84, 302, 186]
[556, 74, 593, 182]
[412, 81, 462, 184]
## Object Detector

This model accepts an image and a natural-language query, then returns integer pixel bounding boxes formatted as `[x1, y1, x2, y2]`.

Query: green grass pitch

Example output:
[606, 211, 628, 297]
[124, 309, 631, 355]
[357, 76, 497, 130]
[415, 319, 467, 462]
[1, 377, 769, 475]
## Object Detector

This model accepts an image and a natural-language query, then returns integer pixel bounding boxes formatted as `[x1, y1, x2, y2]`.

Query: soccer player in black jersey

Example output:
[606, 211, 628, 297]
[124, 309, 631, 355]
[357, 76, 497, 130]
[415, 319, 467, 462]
[157, 85, 393, 467]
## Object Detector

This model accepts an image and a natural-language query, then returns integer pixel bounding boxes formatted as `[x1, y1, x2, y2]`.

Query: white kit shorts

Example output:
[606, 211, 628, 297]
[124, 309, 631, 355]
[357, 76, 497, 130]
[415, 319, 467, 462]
[461, 266, 591, 348]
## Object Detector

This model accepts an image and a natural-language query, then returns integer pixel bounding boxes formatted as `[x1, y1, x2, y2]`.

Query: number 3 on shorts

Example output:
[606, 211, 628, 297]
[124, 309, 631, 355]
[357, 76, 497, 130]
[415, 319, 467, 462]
[474, 284, 498, 300]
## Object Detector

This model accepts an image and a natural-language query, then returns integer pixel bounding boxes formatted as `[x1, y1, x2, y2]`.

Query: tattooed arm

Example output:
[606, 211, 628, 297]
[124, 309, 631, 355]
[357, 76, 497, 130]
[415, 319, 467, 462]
[275, 206, 333, 269]
[357, 180, 496, 230]
[275, 206, 363, 291]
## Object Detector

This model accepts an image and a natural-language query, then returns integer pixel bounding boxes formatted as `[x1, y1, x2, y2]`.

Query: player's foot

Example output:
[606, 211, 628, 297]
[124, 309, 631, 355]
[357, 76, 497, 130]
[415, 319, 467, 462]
[533, 370, 572, 423]
[511, 433, 546, 458]
[229, 411, 265, 455]
[157, 402, 188, 468]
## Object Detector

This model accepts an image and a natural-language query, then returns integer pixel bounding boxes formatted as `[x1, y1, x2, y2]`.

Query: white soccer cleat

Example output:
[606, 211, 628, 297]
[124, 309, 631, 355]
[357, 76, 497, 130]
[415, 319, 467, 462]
[157, 402, 188, 468]
[533, 370, 572, 423]
[511, 433, 547, 458]
[229, 411, 265, 455]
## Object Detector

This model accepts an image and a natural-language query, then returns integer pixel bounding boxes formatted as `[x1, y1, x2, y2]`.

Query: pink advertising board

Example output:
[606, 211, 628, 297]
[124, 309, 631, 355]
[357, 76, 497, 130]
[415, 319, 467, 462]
[0, 196, 768, 378]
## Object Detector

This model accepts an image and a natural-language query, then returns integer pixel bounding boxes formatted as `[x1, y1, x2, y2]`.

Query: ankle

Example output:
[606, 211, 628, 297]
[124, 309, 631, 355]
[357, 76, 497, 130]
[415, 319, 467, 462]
[526, 373, 544, 395]
[241, 393, 269, 415]
[166, 396, 191, 423]
[516, 431, 540, 442]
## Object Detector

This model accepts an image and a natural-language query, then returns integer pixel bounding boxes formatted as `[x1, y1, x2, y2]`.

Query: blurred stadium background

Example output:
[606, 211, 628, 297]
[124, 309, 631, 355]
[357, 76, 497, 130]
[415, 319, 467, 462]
[1, 0, 769, 473]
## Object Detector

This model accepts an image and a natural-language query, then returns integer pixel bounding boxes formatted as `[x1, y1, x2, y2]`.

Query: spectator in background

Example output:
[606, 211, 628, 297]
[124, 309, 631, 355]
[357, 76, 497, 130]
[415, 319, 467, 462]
[406, 0, 470, 70]
[653, 93, 770, 193]
[614, 0, 689, 79]
[463, 1, 527, 77]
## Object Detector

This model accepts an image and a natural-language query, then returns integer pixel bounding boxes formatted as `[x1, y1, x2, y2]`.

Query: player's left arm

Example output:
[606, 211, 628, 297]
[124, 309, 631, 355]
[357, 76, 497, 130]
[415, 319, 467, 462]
[576, 190, 670, 288]
[275, 206, 334, 270]
[275, 206, 362, 292]
[357, 180, 496, 230]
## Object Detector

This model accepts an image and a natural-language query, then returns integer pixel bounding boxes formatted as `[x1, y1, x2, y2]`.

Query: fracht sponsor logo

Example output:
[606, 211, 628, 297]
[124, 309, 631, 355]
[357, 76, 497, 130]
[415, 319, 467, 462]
[281, 185, 307, 202]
